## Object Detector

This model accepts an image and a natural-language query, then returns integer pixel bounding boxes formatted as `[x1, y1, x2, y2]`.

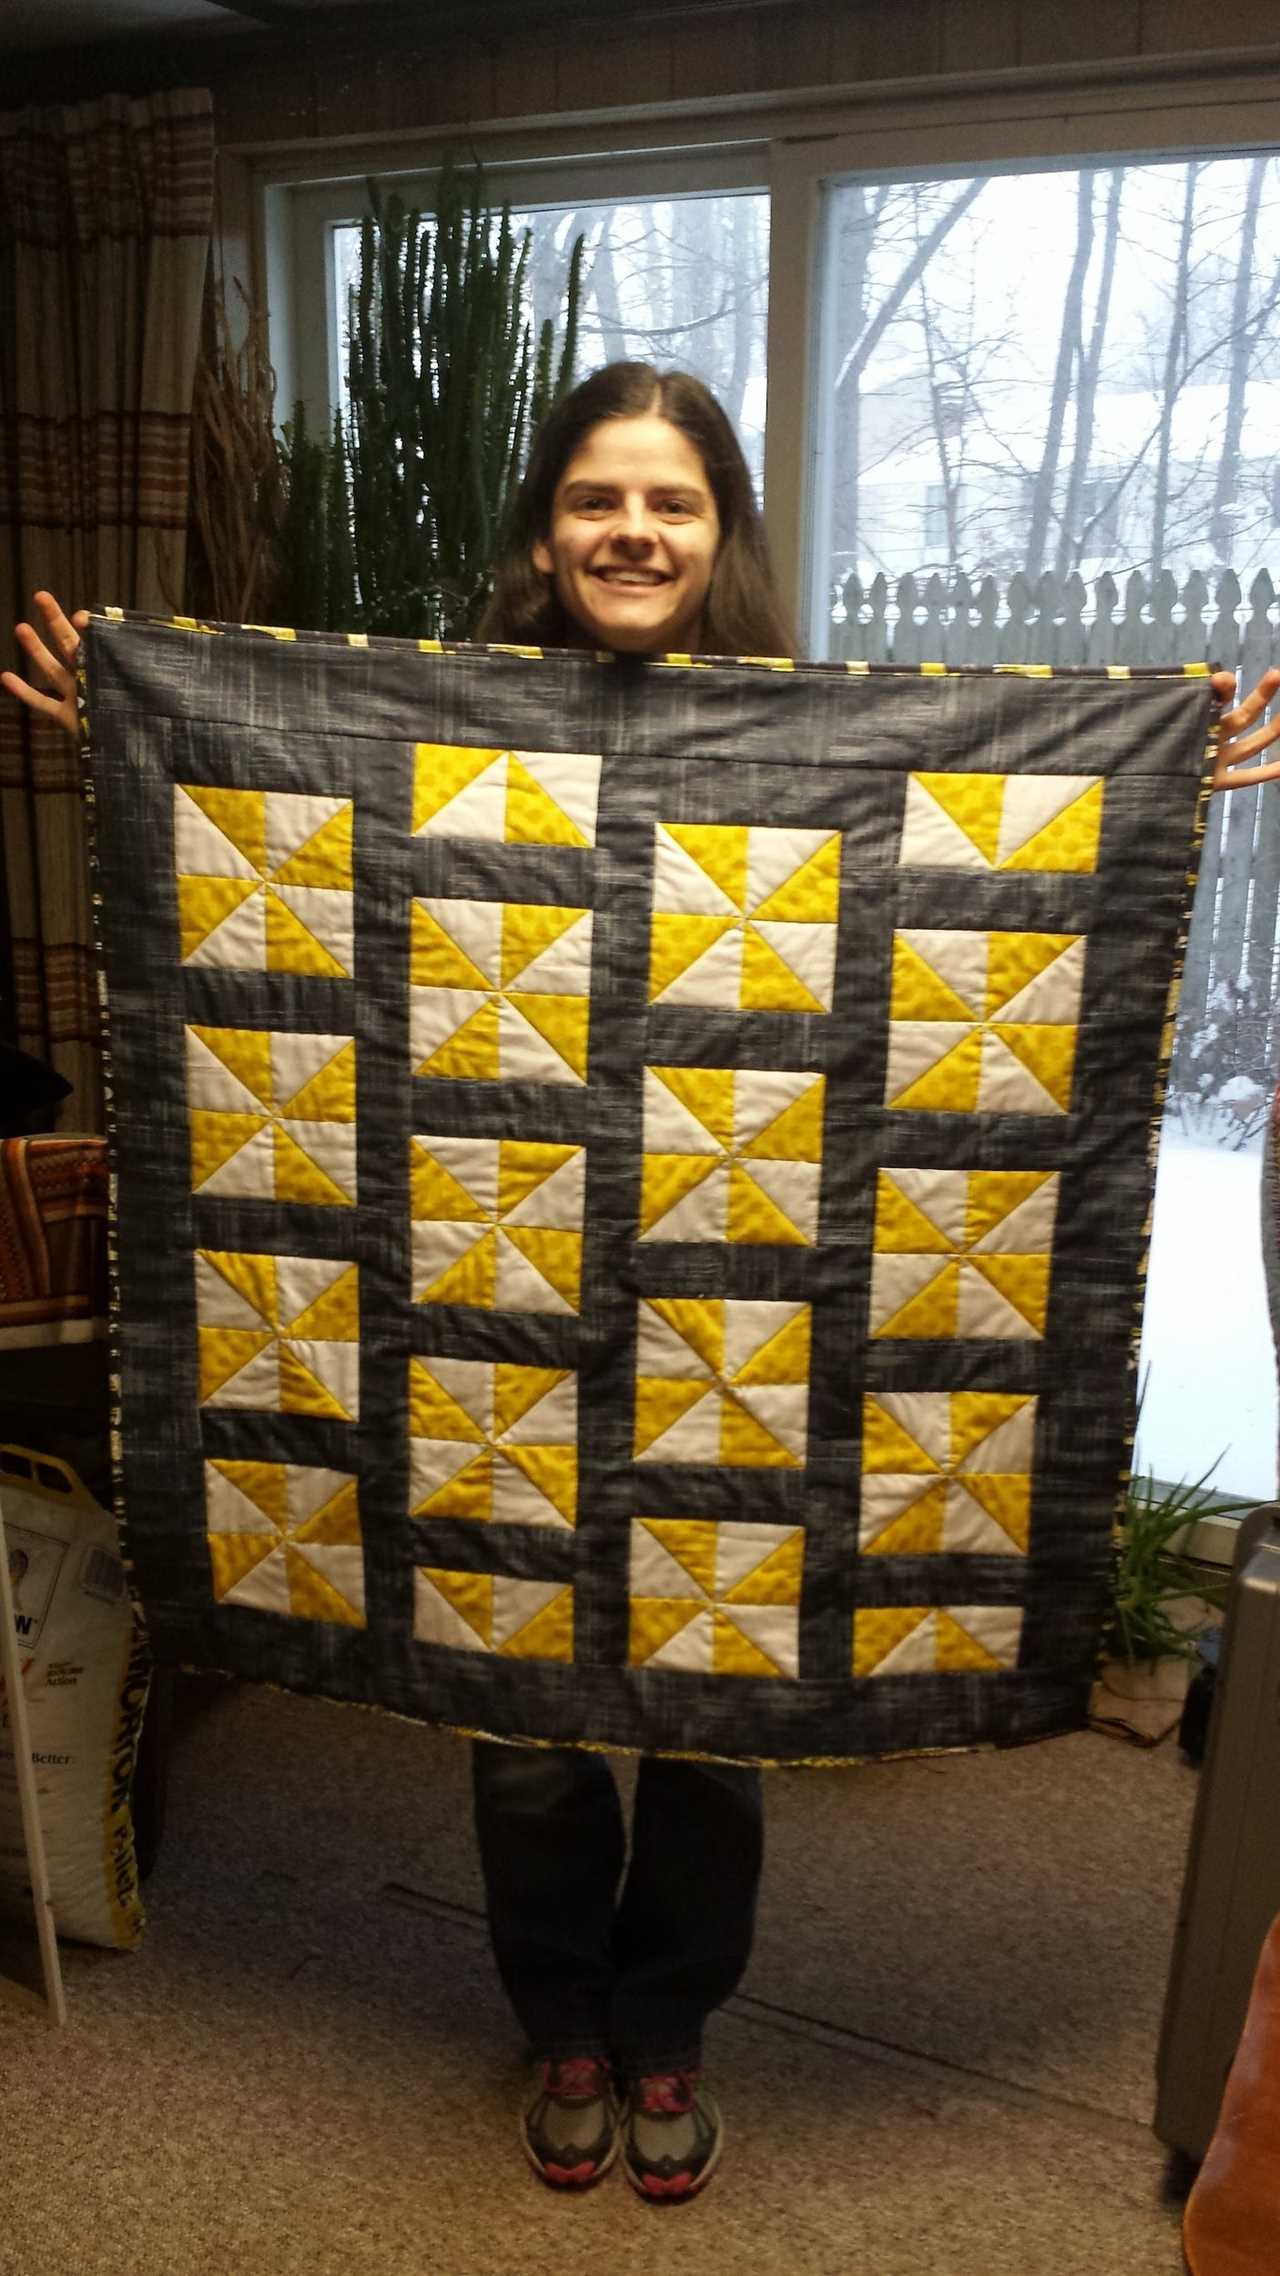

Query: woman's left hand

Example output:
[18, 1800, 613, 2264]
[1210, 667, 1280, 790]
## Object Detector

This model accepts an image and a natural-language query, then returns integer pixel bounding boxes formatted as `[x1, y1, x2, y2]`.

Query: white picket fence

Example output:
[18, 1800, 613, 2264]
[827, 567, 1280, 1128]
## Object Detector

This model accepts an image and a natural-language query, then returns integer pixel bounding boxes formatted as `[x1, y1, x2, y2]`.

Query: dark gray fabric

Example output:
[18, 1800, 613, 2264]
[82, 615, 1212, 1763]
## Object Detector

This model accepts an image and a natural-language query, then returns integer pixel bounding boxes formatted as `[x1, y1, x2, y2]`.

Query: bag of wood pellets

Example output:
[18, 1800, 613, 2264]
[0, 1446, 148, 1948]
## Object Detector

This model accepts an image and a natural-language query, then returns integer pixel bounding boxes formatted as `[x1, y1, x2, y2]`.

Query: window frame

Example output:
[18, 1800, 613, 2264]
[245, 51, 1280, 643]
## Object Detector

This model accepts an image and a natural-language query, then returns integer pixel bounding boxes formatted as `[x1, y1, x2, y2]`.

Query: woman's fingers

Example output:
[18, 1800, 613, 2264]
[32, 589, 87, 661]
[1209, 666, 1280, 790]
[0, 669, 74, 726]
[14, 618, 73, 691]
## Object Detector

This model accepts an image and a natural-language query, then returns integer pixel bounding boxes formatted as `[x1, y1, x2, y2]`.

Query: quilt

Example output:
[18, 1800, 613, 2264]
[81, 613, 1213, 1763]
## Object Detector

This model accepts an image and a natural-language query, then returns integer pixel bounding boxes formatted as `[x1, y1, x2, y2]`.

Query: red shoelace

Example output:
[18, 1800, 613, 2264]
[634, 2070, 697, 2115]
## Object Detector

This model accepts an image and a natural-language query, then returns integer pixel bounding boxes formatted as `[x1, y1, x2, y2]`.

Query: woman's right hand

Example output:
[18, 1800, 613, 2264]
[2, 590, 89, 743]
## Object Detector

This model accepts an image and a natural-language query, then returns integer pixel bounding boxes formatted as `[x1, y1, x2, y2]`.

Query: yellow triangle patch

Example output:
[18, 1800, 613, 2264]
[890, 935, 979, 1023]
[648, 913, 738, 1002]
[949, 1391, 1031, 1467]
[936, 1612, 1004, 1672]
[265, 891, 348, 977]
[497, 1140, 579, 1219]
[967, 1253, 1050, 1334]
[501, 1226, 582, 1309]
[272, 803, 353, 887]
[282, 1040, 356, 1121]
[412, 743, 498, 832]
[990, 1023, 1078, 1110]
[273, 1127, 352, 1206]
[408, 1359, 488, 1443]
[640, 1518, 718, 1597]
[414, 1453, 493, 1521]
[646, 1297, 724, 1376]
[190, 1023, 273, 1105]
[741, 927, 826, 1012]
[294, 1478, 362, 1546]
[651, 1064, 735, 1149]
[640, 1153, 721, 1235]
[665, 823, 748, 909]
[501, 1588, 574, 1662]
[198, 1327, 273, 1402]
[861, 1399, 941, 1475]
[963, 1172, 1052, 1251]
[854, 1605, 928, 1677]
[178, 875, 260, 963]
[1001, 780, 1103, 873]
[285, 1547, 365, 1626]
[410, 1142, 490, 1222]
[202, 1248, 277, 1324]
[874, 1262, 960, 1340]
[633, 1378, 713, 1457]
[207, 1532, 274, 1600]
[752, 832, 841, 921]
[410, 902, 493, 989]
[422, 1567, 492, 1644]
[182, 786, 266, 872]
[278, 1346, 351, 1419]
[417, 1001, 502, 1082]
[864, 1486, 947, 1555]
[889, 1032, 983, 1113]
[504, 756, 590, 847]
[726, 1165, 808, 1245]
[961, 1475, 1031, 1550]
[721, 1532, 804, 1606]
[740, 1078, 825, 1163]
[914, 774, 1003, 866]
[499, 1443, 577, 1524]
[190, 1111, 268, 1189]
[419, 1231, 497, 1309]
[732, 1307, 810, 1386]
[287, 1264, 359, 1341]
[720, 1396, 799, 1467]
[985, 932, 1077, 1017]
[492, 1364, 568, 1439]
[873, 1177, 956, 1256]
[500, 903, 585, 987]
[504, 992, 589, 1080]
[712, 1612, 787, 1677]
[630, 1597, 704, 1666]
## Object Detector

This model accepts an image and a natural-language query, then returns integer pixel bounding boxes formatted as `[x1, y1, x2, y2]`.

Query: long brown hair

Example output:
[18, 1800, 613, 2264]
[476, 361, 796, 658]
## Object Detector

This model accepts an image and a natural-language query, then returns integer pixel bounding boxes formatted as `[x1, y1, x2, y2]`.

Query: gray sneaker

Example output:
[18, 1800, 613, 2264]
[521, 2056, 621, 2190]
[622, 2069, 723, 2201]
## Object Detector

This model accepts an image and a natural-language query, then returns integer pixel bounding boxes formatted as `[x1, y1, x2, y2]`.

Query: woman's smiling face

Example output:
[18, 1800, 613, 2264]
[531, 412, 722, 655]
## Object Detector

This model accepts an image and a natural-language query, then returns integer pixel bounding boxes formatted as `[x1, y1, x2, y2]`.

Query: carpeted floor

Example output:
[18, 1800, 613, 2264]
[0, 1675, 1198, 2276]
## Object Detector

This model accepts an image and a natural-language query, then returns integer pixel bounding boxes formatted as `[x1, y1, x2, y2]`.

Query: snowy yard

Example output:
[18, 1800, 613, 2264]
[1138, 1127, 1277, 1502]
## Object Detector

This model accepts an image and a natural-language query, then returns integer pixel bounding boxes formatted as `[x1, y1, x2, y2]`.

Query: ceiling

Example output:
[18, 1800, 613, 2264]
[0, 0, 665, 57]
[0, 0, 365, 52]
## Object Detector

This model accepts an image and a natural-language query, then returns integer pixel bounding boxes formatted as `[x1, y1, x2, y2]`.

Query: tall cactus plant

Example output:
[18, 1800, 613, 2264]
[344, 164, 583, 638]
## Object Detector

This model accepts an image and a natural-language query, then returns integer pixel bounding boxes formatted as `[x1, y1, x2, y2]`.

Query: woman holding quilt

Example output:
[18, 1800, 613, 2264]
[8, 360, 1280, 2206]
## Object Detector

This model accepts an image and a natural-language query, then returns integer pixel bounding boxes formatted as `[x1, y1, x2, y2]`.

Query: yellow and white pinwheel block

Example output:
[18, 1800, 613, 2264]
[859, 1391, 1037, 1554]
[204, 1459, 365, 1625]
[870, 1166, 1059, 1340]
[411, 742, 602, 846]
[186, 1025, 356, 1203]
[174, 785, 354, 974]
[899, 772, 1103, 873]
[409, 1135, 583, 1312]
[639, 1065, 825, 1244]
[634, 1297, 811, 1467]
[885, 927, 1085, 1114]
[854, 1603, 1024, 1677]
[195, 1249, 359, 1417]
[408, 1356, 577, 1527]
[409, 897, 592, 1085]
[413, 1569, 574, 1661]
[648, 822, 841, 1011]
[629, 1517, 804, 1677]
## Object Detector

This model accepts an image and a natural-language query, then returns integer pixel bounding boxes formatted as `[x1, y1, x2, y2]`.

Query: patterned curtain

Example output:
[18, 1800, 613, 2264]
[0, 90, 215, 1129]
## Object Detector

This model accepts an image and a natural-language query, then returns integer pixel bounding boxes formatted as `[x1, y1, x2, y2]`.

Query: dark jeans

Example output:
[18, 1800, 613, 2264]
[471, 1740, 764, 2077]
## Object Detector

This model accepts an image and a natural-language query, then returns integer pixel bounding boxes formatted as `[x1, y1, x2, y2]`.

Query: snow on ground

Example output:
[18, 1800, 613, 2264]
[1137, 1127, 1277, 1502]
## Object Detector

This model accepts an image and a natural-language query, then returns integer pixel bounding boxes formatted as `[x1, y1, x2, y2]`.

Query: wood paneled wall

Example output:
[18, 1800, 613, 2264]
[5, 0, 1280, 148]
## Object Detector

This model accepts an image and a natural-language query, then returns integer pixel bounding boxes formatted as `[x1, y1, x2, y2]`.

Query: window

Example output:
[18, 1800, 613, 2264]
[331, 189, 770, 487]
[267, 75, 1280, 1506]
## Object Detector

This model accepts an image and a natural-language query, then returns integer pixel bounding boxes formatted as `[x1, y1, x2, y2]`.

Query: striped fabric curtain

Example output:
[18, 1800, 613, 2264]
[0, 90, 215, 1129]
